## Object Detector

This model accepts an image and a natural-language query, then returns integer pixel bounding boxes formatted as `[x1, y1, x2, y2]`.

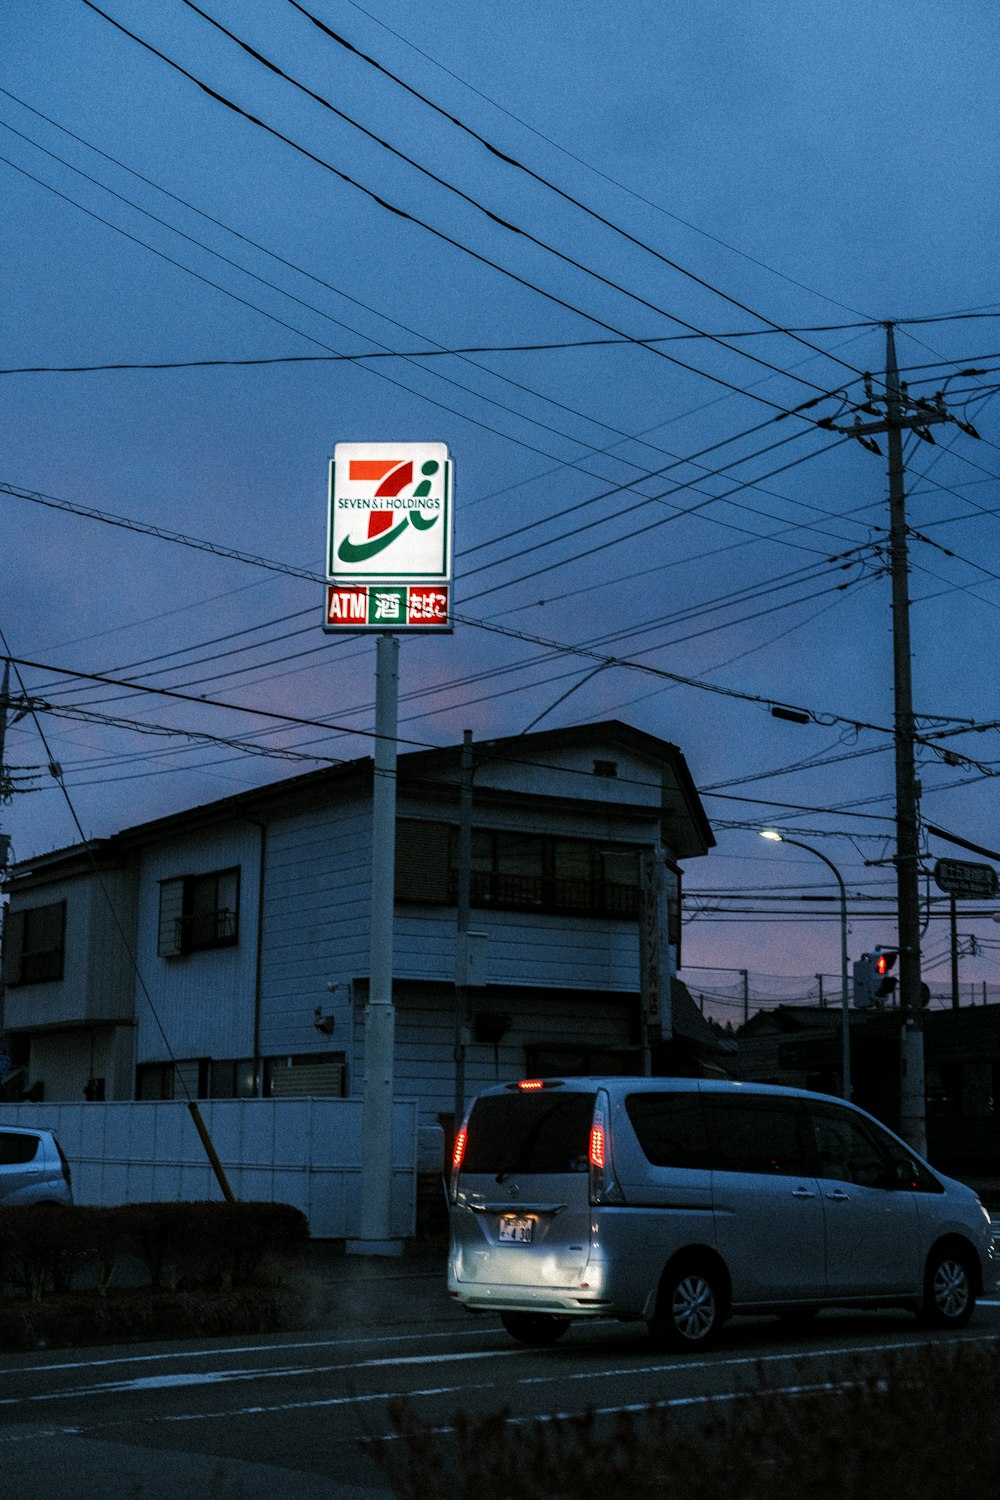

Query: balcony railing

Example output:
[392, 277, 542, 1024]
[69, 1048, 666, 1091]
[174, 907, 238, 953]
[452, 871, 639, 919]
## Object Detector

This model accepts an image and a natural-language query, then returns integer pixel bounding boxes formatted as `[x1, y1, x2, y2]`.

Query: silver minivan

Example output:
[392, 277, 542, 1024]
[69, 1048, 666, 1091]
[0, 1127, 74, 1208]
[448, 1078, 994, 1348]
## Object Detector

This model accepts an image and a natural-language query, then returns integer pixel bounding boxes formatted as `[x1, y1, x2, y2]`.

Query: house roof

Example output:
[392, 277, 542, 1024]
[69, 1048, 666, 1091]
[5, 720, 714, 885]
[671, 977, 737, 1052]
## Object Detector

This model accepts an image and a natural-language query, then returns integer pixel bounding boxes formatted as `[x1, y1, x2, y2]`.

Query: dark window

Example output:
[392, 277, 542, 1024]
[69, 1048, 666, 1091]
[0, 1131, 40, 1165]
[807, 1106, 894, 1188]
[135, 1059, 208, 1100]
[3, 901, 66, 985]
[626, 1092, 710, 1169]
[807, 1104, 942, 1193]
[208, 1059, 259, 1099]
[136, 1062, 174, 1100]
[703, 1094, 812, 1176]
[462, 1090, 596, 1175]
[395, 820, 641, 919]
[159, 870, 239, 956]
[395, 820, 450, 902]
[526, 1045, 641, 1077]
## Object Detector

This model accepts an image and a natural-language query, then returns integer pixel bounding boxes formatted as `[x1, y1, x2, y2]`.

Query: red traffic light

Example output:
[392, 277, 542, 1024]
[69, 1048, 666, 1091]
[873, 947, 898, 1000]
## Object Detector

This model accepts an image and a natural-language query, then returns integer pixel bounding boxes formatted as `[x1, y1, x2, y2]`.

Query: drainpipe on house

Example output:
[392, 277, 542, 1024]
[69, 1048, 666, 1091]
[250, 819, 267, 1095]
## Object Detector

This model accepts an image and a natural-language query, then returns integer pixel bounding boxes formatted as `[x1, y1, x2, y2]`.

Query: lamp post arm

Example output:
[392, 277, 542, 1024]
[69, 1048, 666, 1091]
[765, 835, 851, 1101]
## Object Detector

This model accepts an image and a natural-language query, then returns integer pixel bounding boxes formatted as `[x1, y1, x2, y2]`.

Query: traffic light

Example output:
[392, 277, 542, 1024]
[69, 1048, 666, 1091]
[853, 948, 899, 1008]
[873, 947, 898, 1002]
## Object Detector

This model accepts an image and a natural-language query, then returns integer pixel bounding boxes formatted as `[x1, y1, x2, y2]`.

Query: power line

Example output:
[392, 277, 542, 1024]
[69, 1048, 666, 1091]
[331, 0, 877, 321]
[266, 0, 873, 381]
[76, 0, 850, 422]
[1, 105, 877, 541]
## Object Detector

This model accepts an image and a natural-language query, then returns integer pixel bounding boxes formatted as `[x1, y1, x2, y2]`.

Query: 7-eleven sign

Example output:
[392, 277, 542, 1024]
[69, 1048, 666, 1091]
[328, 442, 452, 583]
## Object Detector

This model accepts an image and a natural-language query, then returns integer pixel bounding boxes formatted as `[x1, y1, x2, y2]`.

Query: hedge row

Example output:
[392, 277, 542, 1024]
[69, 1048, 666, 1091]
[0, 1201, 309, 1301]
[366, 1339, 1000, 1500]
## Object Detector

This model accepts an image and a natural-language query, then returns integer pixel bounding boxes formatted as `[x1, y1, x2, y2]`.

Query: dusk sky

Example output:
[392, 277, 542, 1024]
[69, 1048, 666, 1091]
[4, 0, 1000, 1021]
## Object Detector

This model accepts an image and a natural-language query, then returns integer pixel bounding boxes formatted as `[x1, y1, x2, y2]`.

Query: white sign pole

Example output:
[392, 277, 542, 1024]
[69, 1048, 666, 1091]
[327, 442, 453, 1254]
[347, 632, 401, 1256]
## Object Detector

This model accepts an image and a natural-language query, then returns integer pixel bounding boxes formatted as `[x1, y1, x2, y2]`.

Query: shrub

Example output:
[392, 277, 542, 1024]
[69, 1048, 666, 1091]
[363, 1339, 1000, 1500]
[0, 1201, 308, 1300]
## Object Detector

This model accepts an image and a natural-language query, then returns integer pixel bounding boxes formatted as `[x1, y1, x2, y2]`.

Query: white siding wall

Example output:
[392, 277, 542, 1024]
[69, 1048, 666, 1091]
[395, 909, 639, 991]
[135, 824, 262, 1062]
[4, 866, 136, 1033]
[422, 743, 665, 811]
[259, 803, 371, 1057]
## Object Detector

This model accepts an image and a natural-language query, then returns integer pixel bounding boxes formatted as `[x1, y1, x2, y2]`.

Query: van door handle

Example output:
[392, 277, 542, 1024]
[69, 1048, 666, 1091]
[826, 1189, 851, 1202]
[790, 1186, 816, 1199]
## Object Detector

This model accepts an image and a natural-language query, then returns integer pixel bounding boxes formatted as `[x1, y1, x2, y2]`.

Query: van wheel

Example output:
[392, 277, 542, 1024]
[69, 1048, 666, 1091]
[649, 1260, 724, 1350]
[500, 1311, 569, 1346]
[919, 1247, 975, 1329]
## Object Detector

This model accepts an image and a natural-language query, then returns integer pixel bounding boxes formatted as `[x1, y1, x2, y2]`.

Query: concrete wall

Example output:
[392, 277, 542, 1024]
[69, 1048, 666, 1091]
[0, 1098, 418, 1239]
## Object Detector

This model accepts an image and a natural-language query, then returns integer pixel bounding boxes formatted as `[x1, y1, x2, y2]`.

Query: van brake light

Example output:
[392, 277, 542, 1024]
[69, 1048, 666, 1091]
[452, 1127, 468, 1172]
[518, 1079, 544, 1090]
[589, 1090, 625, 1206]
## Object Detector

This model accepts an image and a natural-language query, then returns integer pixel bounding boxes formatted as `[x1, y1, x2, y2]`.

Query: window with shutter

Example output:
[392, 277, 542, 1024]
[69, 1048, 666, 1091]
[395, 820, 450, 903]
[3, 902, 65, 985]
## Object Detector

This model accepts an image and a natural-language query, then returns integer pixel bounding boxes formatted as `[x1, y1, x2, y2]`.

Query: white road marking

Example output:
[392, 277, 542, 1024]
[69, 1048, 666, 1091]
[0, 1346, 527, 1407]
[3, 1329, 994, 1430]
[0, 1324, 496, 1379]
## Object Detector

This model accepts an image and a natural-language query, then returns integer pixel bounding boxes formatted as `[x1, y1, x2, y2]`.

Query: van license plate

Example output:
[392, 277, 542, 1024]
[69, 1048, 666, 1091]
[498, 1215, 534, 1244]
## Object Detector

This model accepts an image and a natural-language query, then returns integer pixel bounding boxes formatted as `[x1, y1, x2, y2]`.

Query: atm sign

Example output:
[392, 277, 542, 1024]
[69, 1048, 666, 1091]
[324, 583, 451, 632]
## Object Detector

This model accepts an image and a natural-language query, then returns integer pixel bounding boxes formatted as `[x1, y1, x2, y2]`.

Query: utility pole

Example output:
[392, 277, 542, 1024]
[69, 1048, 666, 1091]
[834, 324, 955, 1154]
[453, 730, 473, 1125]
[0, 661, 9, 1045]
[885, 324, 927, 1154]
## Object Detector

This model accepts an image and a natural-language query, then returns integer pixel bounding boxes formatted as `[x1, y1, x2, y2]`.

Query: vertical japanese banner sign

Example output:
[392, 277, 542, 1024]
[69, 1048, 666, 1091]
[325, 442, 454, 632]
[640, 848, 673, 1040]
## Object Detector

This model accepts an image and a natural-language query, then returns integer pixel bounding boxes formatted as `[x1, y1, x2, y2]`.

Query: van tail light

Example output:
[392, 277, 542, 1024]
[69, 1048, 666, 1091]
[589, 1091, 625, 1207]
[452, 1127, 468, 1172]
[450, 1120, 470, 1204]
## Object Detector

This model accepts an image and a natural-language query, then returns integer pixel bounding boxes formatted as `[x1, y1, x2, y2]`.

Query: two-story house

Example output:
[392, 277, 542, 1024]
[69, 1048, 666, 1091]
[1, 720, 716, 1130]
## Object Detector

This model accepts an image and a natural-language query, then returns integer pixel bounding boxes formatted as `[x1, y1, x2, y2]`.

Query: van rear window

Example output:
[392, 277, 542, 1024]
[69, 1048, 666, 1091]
[463, 1091, 596, 1175]
[0, 1132, 40, 1166]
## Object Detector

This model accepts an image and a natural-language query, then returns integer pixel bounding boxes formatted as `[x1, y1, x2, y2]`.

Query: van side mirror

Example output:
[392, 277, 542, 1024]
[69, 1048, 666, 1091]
[884, 1159, 916, 1190]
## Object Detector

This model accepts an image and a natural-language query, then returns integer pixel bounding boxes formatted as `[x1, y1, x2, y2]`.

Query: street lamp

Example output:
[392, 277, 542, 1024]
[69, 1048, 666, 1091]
[759, 830, 851, 1101]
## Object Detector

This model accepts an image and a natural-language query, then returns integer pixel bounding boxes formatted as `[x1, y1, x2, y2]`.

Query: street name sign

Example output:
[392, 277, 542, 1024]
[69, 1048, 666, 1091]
[933, 858, 999, 898]
[325, 441, 453, 632]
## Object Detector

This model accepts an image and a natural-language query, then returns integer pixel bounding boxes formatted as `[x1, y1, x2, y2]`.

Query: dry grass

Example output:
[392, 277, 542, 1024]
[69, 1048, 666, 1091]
[364, 1338, 1000, 1500]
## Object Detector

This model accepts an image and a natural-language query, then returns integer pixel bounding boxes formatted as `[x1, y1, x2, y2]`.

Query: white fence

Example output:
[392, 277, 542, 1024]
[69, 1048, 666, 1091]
[0, 1098, 419, 1239]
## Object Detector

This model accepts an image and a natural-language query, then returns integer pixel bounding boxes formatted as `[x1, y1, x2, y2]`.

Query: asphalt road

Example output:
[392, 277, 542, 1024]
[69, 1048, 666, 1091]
[2, 1284, 1000, 1500]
